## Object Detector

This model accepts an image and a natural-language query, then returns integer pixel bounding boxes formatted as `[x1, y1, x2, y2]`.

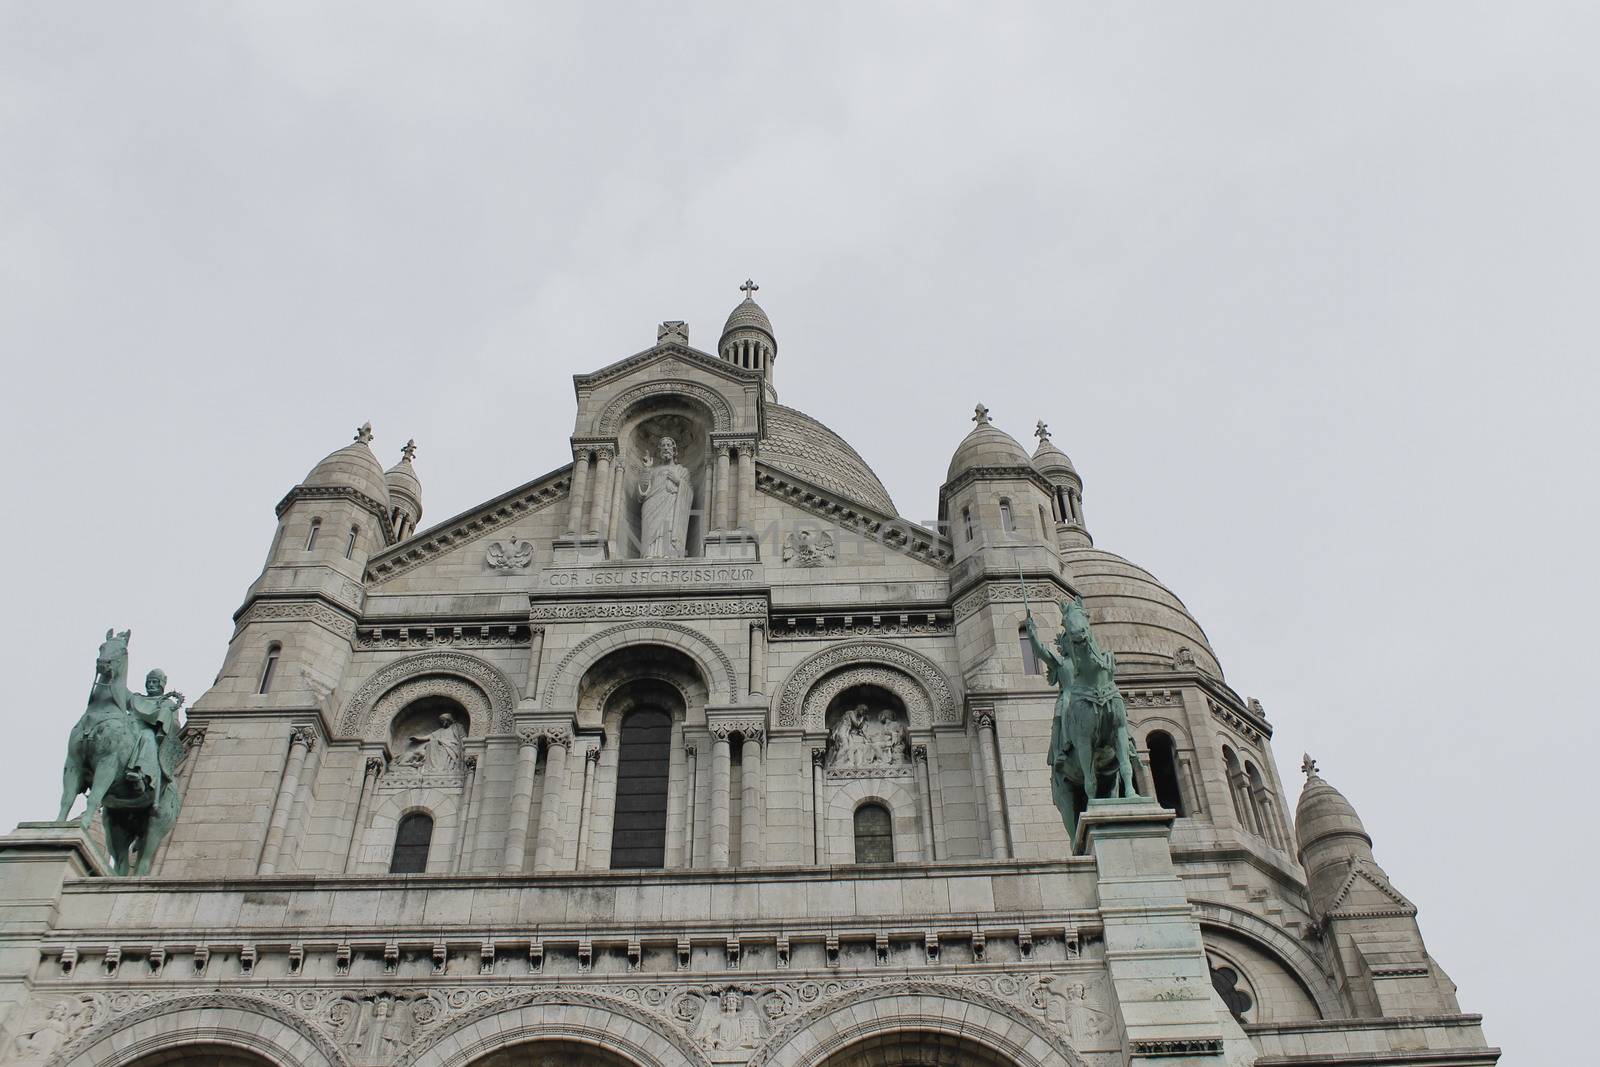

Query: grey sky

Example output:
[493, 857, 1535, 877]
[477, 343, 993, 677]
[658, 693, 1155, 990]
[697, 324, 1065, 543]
[2, 3, 1593, 1060]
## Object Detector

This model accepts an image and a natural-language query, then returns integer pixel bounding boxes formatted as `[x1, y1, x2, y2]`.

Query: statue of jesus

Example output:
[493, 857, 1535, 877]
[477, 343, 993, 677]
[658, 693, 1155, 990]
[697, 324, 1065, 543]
[637, 436, 694, 558]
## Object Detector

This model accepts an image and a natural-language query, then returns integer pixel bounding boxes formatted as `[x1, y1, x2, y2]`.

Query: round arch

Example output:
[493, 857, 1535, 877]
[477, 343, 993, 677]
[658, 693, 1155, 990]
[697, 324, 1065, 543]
[543, 623, 738, 708]
[340, 651, 518, 738]
[1190, 899, 1342, 1019]
[776, 642, 957, 729]
[593, 380, 736, 436]
[46, 994, 343, 1067]
[747, 981, 1085, 1067]
[395, 991, 707, 1067]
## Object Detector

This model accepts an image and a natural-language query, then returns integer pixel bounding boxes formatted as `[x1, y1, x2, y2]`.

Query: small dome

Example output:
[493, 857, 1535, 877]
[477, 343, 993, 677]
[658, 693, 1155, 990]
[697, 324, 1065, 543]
[384, 440, 422, 510]
[722, 295, 775, 342]
[1032, 432, 1079, 480]
[947, 405, 1032, 482]
[1061, 545, 1225, 678]
[1295, 759, 1372, 857]
[304, 423, 392, 508]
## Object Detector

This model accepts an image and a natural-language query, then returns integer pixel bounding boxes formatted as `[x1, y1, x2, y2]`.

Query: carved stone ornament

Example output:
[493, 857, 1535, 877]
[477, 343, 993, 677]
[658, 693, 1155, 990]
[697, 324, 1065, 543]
[710, 720, 764, 743]
[782, 527, 837, 568]
[779, 641, 956, 730]
[485, 539, 534, 570]
[340, 651, 517, 737]
[825, 702, 911, 775]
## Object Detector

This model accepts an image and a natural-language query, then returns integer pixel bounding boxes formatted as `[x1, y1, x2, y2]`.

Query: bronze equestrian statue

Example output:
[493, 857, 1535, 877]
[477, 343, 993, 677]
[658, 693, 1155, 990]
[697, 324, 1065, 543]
[1024, 596, 1144, 844]
[56, 629, 185, 875]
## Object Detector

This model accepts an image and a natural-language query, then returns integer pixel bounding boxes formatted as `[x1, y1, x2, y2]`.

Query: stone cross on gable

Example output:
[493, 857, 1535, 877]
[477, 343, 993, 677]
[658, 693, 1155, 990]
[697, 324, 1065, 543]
[401, 439, 417, 462]
[973, 404, 991, 426]
[1035, 420, 1051, 442]
[740, 279, 759, 298]
[354, 422, 374, 445]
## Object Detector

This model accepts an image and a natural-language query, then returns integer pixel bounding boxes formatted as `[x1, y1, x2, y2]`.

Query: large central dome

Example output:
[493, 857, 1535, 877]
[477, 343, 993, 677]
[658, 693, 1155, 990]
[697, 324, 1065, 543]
[761, 404, 897, 515]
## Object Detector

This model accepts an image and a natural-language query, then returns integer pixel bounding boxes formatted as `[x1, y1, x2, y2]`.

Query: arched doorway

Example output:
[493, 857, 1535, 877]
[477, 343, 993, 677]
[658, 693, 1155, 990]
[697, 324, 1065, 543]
[471, 1040, 642, 1067]
[817, 1032, 1021, 1067]
[124, 1045, 279, 1067]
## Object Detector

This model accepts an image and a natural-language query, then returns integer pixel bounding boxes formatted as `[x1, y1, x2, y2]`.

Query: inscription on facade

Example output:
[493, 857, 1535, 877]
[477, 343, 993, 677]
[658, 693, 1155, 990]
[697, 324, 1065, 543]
[542, 565, 758, 588]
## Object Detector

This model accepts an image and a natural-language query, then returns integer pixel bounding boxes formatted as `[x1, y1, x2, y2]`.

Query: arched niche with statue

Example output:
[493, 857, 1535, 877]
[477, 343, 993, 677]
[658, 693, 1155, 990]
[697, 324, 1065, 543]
[823, 684, 912, 779]
[614, 395, 716, 559]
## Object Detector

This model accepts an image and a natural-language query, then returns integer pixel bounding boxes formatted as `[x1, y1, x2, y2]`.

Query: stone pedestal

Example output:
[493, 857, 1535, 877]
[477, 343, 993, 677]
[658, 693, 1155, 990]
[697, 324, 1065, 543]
[550, 534, 609, 564]
[0, 823, 104, 1053]
[1078, 798, 1247, 1065]
[700, 531, 759, 560]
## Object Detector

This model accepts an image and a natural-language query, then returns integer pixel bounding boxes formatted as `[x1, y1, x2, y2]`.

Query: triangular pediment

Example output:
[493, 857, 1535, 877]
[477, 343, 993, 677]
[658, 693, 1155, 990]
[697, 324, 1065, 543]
[574, 340, 759, 393]
[1328, 859, 1417, 916]
[758, 463, 952, 572]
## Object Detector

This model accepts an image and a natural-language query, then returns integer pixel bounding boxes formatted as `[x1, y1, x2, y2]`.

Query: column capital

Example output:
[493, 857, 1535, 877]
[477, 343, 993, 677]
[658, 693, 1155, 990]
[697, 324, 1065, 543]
[973, 710, 997, 731]
[289, 725, 318, 751]
[585, 746, 602, 765]
[912, 744, 929, 765]
[464, 754, 479, 773]
[811, 747, 827, 767]
[365, 755, 386, 777]
[517, 729, 542, 748]
[684, 744, 698, 758]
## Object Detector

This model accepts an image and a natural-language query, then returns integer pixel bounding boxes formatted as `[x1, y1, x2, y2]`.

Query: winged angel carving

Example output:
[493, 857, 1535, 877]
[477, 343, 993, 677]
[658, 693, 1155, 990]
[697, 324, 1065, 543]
[485, 539, 534, 571]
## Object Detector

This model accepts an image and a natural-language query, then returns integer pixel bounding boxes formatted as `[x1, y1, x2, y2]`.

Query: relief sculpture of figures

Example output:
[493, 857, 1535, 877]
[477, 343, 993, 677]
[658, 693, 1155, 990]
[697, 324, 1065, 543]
[55, 629, 186, 875]
[637, 435, 694, 558]
[826, 702, 909, 770]
[395, 712, 466, 773]
[1024, 595, 1144, 842]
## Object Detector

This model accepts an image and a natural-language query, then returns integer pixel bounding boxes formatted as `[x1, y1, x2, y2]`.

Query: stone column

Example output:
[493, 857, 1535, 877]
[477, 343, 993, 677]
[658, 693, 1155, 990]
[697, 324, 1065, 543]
[607, 455, 629, 553]
[748, 622, 767, 698]
[534, 729, 572, 871]
[589, 447, 614, 536]
[682, 744, 698, 867]
[973, 710, 1010, 860]
[713, 444, 732, 530]
[811, 748, 827, 864]
[564, 449, 590, 535]
[453, 754, 479, 873]
[258, 726, 315, 874]
[1178, 754, 1205, 817]
[735, 443, 756, 530]
[740, 729, 764, 867]
[524, 626, 546, 698]
[343, 755, 383, 873]
[575, 746, 600, 868]
[503, 731, 540, 873]
[709, 727, 732, 868]
[913, 745, 937, 861]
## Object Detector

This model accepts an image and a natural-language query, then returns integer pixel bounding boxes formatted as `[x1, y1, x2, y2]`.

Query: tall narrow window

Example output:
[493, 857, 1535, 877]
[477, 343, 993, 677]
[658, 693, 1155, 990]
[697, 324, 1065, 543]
[962, 507, 974, 542]
[999, 498, 1015, 533]
[1019, 624, 1041, 675]
[304, 517, 321, 551]
[258, 643, 281, 695]
[610, 708, 672, 869]
[854, 802, 894, 863]
[1148, 731, 1185, 815]
[389, 811, 434, 873]
[1039, 504, 1049, 535]
[345, 524, 359, 559]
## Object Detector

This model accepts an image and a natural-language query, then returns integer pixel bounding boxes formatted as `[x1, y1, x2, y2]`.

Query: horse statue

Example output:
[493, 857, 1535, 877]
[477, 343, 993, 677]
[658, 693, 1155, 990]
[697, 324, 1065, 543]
[55, 629, 185, 876]
[1024, 595, 1144, 843]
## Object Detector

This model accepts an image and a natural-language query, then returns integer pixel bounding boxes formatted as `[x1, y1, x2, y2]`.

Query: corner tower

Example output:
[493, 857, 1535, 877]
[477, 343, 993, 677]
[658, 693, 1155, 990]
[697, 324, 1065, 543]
[718, 279, 777, 401]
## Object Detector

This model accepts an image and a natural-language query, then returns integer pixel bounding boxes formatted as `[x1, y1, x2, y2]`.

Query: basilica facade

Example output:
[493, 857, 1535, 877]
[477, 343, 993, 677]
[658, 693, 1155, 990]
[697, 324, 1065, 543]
[0, 288, 1496, 1066]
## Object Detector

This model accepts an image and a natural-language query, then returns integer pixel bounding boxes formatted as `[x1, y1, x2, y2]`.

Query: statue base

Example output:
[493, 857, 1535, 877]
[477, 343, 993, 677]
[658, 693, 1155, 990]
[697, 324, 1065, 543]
[701, 530, 759, 560]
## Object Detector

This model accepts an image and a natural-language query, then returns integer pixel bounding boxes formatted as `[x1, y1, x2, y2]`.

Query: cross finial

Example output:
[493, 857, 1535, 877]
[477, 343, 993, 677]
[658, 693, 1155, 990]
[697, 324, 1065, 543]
[400, 439, 417, 462]
[354, 422, 374, 445]
[740, 278, 759, 299]
[1301, 753, 1319, 778]
[1035, 420, 1051, 442]
[972, 404, 991, 426]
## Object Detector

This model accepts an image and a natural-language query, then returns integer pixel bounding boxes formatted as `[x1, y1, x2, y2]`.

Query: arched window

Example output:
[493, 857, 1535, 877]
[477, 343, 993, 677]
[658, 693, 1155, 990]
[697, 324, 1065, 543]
[998, 498, 1015, 533]
[610, 707, 672, 869]
[1147, 731, 1186, 815]
[1018, 624, 1042, 675]
[854, 802, 894, 864]
[1223, 746, 1255, 833]
[258, 643, 281, 695]
[1038, 504, 1048, 535]
[304, 517, 321, 551]
[389, 811, 433, 873]
[1246, 762, 1281, 848]
[962, 507, 974, 542]
[345, 524, 360, 559]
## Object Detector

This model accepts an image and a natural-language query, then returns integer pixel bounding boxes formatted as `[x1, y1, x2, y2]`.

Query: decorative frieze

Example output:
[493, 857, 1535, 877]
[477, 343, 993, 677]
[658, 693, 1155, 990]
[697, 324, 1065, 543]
[528, 596, 767, 622]
[771, 611, 951, 641]
[953, 581, 1069, 622]
[234, 599, 357, 641]
[356, 623, 532, 651]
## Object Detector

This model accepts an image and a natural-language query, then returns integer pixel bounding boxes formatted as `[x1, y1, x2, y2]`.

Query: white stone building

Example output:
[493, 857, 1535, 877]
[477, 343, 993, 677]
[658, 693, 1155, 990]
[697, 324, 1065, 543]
[0, 287, 1496, 1066]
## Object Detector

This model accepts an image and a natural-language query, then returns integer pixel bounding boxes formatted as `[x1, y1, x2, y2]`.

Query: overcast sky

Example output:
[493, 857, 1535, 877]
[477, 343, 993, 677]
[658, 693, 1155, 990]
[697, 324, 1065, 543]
[3, 3, 1594, 1061]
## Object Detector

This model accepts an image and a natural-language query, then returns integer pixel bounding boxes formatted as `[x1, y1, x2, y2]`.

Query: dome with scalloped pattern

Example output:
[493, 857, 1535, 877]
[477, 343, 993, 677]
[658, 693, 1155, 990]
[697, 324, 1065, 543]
[761, 404, 897, 515]
[1060, 545, 1225, 679]
[303, 426, 392, 509]
[722, 295, 775, 342]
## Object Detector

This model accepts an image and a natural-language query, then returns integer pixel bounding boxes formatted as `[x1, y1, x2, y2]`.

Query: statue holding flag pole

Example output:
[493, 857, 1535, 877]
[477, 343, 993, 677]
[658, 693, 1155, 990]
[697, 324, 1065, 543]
[1021, 565, 1144, 844]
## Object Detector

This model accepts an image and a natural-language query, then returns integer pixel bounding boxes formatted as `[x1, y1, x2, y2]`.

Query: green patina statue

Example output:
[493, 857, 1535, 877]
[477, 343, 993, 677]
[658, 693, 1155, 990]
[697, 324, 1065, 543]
[55, 629, 185, 875]
[1024, 595, 1144, 843]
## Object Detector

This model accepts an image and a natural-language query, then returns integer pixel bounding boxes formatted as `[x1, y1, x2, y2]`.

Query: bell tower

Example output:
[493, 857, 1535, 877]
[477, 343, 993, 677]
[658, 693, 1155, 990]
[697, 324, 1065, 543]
[718, 279, 778, 401]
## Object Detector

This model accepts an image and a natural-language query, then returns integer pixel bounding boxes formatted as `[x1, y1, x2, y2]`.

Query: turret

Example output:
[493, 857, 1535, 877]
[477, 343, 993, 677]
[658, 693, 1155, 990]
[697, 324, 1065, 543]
[1031, 421, 1091, 549]
[384, 439, 423, 541]
[718, 279, 777, 400]
[1295, 756, 1463, 1018]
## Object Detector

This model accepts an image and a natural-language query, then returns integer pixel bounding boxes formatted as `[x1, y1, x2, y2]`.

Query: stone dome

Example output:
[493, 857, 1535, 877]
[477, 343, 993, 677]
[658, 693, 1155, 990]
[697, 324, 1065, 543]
[303, 427, 392, 509]
[761, 404, 897, 515]
[946, 415, 1032, 483]
[1060, 545, 1225, 679]
[1032, 435, 1079, 479]
[722, 296, 775, 342]
[1295, 764, 1372, 858]
[384, 443, 422, 510]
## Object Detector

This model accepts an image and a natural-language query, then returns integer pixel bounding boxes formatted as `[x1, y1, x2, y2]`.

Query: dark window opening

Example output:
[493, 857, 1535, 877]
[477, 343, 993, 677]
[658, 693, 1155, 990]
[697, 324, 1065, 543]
[1019, 624, 1042, 675]
[854, 802, 894, 864]
[258, 644, 281, 695]
[304, 517, 321, 551]
[1148, 731, 1186, 815]
[610, 707, 672, 869]
[389, 811, 434, 874]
